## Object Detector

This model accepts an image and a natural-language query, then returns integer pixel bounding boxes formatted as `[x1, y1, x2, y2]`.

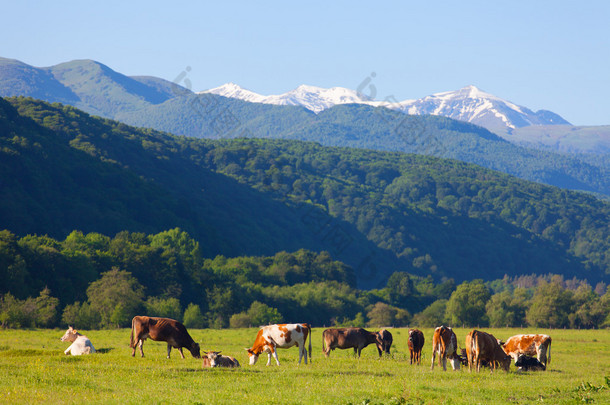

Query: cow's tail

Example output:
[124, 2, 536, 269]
[307, 324, 312, 363]
[129, 317, 136, 348]
[547, 338, 551, 367]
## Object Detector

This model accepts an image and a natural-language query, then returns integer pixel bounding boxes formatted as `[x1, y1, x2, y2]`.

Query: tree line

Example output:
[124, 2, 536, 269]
[2, 228, 608, 330]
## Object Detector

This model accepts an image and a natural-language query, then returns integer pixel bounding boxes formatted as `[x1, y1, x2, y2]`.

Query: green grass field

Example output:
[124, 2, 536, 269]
[1, 327, 609, 404]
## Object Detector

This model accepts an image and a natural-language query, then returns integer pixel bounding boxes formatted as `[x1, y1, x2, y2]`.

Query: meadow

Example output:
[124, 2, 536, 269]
[0, 327, 609, 404]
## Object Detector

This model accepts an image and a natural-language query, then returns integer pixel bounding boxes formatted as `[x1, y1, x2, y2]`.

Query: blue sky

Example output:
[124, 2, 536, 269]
[2, 0, 609, 125]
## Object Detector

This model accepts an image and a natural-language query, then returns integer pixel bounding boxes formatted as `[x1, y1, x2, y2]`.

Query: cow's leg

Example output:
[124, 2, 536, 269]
[300, 345, 307, 365]
[139, 340, 145, 357]
[166, 344, 172, 359]
[178, 347, 185, 359]
[64, 344, 73, 355]
[441, 355, 447, 371]
[430, 349, 436, 370]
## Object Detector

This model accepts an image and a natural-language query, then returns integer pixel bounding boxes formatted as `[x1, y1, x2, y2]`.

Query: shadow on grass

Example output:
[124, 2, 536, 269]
[95, 348, 113, 354]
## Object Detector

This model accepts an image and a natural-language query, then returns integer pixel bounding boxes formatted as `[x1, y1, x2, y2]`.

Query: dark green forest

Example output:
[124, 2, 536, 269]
[1, 229, 608, 329]
[1, 96, 609, 288]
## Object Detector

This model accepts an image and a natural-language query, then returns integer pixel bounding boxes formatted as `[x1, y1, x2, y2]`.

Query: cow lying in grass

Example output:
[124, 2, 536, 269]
[202, 351, 240, 368]
[61, 326, 96, 355]
[515, 354, 546, 371]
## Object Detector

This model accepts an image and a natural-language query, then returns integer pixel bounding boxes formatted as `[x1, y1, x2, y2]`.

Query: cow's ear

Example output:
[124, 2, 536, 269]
[217, 351, 222, 354]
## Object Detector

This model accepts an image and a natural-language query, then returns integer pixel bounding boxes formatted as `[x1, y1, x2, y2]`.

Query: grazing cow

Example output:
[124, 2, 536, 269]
[246, 323, 311, 366]
[203, 351, 240, 368]
[322, 327, 382, 358]
[430, 326, 460, 371]
[501, 334, 552, 368]
[377, 329, 393, 356]
[467, 329, 511, 373]
[408, 328, 425, 365]
[515, 354, 546, 371]
[130, 316, 200, 359]
[61, 326, 96, 355]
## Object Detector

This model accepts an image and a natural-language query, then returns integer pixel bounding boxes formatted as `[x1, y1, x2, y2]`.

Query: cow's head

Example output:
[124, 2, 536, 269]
[204, 351, 222, 367]
[60, 326, 79, 342]
[499, 353, 512, 372]
[376, 330, 392, 355]
[245, 348, 259, 365]
[190, 342, 201, 358]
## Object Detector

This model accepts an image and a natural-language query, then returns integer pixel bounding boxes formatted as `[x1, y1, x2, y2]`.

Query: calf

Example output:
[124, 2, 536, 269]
[61, 326, 96, 355]
[246, 323, 311, 366]
[501, 334, 551, 368]
[515, 354, 545, 371]
[430, 326, 460, 371]
[377, 329, 393, 356]
[467, 329, 511, 373]
[408, 328, 425, 365]
[203, 351, 240, 368]
[322, 327, 381, 358]
[130, 316, 200, 359]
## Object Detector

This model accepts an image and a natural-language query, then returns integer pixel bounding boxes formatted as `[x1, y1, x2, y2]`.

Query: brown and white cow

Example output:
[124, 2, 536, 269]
[501, 334, 551, 368]
[322, 327, 382, 358]
[430, 326, 460, 371]
[61, 326, 96, 355]
[130, 316, 201, 359]
[246, 323, 311, 366]
[203, 351, 240, 368]
[408, 328, 425, 365]
[377, 329, 393, 356]
[467, 329, 511, 373]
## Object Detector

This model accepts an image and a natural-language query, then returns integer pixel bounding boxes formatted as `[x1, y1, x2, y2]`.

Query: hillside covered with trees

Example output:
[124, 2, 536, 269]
[1, 96, 609, 290]
[1, 229, 608, 330]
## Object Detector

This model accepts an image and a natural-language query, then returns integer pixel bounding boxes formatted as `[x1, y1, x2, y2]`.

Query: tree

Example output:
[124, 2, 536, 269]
[386, 271, 415, 309]
[183, 303, 206, 328]
[412, 299, 447, 327]
[61, 301, 100, 329]
[445, 280, 491, 327]
[34, 287, 59, 327]
[144, 297, 182, 321]
[366, 302, 410, 327]
[86, 267, 144, 328]
[486, 288, 529, 327]
[526, 278, 573, 328]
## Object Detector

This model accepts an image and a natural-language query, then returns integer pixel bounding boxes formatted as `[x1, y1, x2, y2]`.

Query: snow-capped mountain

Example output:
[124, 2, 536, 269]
[202, 83, 375, 113]
[397, 85, 570, 133]
[202, 83, 570, 133]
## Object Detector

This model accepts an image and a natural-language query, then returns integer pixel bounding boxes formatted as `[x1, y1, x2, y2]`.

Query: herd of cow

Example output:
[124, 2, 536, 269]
[60, 316, 552, 373]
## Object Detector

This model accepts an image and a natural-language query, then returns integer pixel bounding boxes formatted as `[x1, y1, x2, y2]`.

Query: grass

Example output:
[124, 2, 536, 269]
[0, 327, 609, 404]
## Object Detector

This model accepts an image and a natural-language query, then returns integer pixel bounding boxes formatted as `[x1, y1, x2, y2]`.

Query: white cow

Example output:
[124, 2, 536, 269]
[61, 326, 96, 355]
[246, 323, 312, 366]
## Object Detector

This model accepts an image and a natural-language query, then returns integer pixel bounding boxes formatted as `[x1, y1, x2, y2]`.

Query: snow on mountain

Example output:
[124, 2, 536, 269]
[396, 85, 570, 133]
[201, 83, 570, 132]
[201, 83, 374, 113]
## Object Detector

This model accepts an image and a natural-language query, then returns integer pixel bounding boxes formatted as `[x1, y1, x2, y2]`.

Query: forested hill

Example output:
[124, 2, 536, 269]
[115, 94, 610, 197]
[1, 97, 609, 288]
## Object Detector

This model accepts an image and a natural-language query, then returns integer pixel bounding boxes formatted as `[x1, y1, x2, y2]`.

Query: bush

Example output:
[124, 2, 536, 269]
[144, 297, 182, 320]
[183, 303, 206, 328]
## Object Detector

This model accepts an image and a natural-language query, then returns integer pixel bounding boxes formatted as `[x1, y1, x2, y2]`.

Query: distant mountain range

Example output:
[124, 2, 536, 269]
[1, 57, 610, 196]
[203, 83, 570, 132]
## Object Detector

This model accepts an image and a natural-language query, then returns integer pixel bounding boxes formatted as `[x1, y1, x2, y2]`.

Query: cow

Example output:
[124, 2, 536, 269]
[515, 354, 546, 371]
[467, 329, 511, 373]
[246, 323, 311, 366]
[430, 326, 461, 371]
[408, 328, 425, 365]
[377, 329, 393, 356]
[322, 327, 383, 358]
[130, 316, 200, 359]
[500, 334, 552, 368]
[203, 351, 240, 368]
[60, 326, 96, 355]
